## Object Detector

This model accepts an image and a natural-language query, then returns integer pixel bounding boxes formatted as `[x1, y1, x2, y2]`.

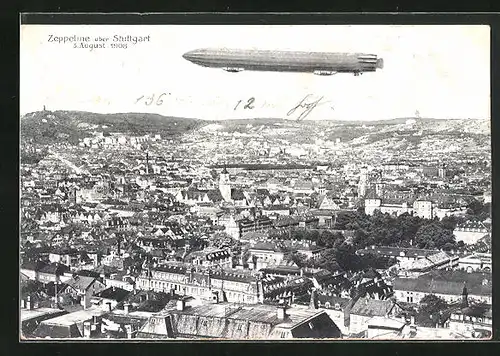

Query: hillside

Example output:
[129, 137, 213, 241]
[20, 110, 202, 144]
[193, 117, 491, 155]
[20, 111, 490, 154]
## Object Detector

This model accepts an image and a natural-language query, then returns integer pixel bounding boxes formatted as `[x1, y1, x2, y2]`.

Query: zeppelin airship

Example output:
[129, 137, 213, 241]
[182, 48, 383, 76]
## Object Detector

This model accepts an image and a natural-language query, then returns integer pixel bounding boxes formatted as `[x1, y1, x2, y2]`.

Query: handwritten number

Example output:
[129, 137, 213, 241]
[136, 93, 169, 105]
[156, 93, 166, 106]
[235, 97, 255, 110]
[244, 97, 255, 110]
[144, 95, 154, 106]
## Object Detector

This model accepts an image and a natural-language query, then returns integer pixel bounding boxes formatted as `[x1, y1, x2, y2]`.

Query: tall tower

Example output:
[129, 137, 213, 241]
[438, 164, 446, 179]
[219, 166, 231, 202]
[358, 167, 368, 198]
[461, 282, 469, 308]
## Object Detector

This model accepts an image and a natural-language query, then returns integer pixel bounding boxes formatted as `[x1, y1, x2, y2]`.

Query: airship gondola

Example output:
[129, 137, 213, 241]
[182, 48, 383, 76]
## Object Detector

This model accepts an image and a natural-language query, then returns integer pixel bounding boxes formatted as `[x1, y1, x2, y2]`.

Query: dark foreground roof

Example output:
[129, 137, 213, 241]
[31, 323, 82, 339]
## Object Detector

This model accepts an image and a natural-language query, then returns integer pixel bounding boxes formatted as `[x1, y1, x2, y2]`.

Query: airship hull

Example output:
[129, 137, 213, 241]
[183, 48, 383, 74]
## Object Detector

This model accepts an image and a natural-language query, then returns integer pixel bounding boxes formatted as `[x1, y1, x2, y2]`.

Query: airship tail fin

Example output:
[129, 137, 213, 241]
[376, 58, 384, 69]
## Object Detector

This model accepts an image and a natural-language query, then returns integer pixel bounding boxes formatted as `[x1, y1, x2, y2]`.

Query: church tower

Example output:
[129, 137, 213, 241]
[219, 166, 232, 202]
[358, 167, 369, 198]
[461, 282, 469, 308]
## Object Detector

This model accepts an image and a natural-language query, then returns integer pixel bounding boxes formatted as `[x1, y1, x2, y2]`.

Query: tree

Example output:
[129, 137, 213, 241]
[441, 216, 461, 231]
[419, 294, 449, 314]
[284, 252, 310, 268]
[314, 248, 343, 273]
[318, 230, 343, 248]
[414, 223, 456, 250]
[240, 248, 250, 268]
[466, 199, 484, 216]
[416, 294, 450, 327]
[334, 243, 364, 272]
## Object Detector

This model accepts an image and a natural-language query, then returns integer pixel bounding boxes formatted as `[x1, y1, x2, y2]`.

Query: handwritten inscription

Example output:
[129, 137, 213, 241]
[287, 94, 332, 121]
[133, 93, 333, 119]
[234, 97, 256, 110]
[136, 93, 170, 106]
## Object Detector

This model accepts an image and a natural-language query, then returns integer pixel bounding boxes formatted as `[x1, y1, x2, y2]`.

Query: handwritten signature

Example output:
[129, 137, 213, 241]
[287, 94, 333, 121]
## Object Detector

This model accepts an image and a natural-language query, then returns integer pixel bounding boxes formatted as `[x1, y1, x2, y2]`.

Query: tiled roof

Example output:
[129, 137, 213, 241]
[154, 303, 340, 339]
[39, 262, 70, 275]
[231, 189, 246, 201]
[393, 271, 492, 297]
[315, 295, 351, 310]
[94, 287, 130, 302]
[358, 246, 440, 258]
[137, 315, 174, 338]
[455, 220, 488, 231]
[350, 298, 395, 317]
[65, 275, 98, 291]
[31, 323, 82, 339]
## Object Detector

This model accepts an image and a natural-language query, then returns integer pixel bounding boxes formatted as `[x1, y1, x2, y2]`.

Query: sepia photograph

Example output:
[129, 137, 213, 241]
[19, 22, 491, 340]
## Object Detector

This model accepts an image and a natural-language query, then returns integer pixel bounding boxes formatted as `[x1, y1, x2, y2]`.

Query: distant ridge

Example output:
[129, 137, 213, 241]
[20, 110, 202, 144]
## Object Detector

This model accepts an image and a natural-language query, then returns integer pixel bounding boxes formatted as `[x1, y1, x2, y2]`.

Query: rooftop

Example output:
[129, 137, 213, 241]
[393, 270, 492, 296]
[38, 308, 106, 327]
[350, 298, 396, 317]
[21, 307, 67, 323]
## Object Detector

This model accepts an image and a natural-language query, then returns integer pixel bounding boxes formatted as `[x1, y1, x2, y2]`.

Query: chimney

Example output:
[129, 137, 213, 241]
[125, 324, 133, 339]
[176, 299, 186, 311]
[26, 296, 32, 310]
[212, 291, 220, 304]
[309, 289, 318, 309]
[82, 294, 91, 310]
[124, 303, 130, 314]
[277, 305, 287, 320]
[83, 321, 92, 338]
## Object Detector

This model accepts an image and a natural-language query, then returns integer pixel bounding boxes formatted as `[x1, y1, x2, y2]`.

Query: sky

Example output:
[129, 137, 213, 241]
[20, 25, 490, 121]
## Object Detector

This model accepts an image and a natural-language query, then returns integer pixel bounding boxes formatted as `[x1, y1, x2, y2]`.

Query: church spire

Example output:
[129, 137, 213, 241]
[462, 282, 469, 308]
[219, 164, 231, 202]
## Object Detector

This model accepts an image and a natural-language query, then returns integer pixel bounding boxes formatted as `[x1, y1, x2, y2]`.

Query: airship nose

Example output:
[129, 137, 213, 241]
[182, 50, 195, 61]
[377, 58, 384, 69]
[183, 49, 204, 62]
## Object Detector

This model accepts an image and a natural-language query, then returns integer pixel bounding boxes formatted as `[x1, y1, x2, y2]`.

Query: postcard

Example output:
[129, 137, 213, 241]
[20, 19, 491, 340]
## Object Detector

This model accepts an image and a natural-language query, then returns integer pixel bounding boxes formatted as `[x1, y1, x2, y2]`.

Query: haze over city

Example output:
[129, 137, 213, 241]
[21, 25, 490, 121]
